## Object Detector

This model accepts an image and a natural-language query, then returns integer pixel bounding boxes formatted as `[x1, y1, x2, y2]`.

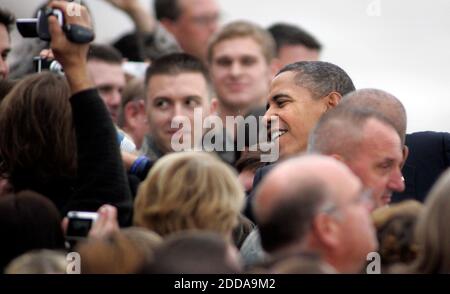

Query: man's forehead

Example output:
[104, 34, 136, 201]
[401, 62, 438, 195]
[272, 70, 296, 85]
[87, 60, 124, 77]
[147, 73, 209, 98]
[360, 119, 403, 159]
[269, 71, 310, 96]
[179, 0, 219, 15]
[213, 37, 265, 59]
[87, 61, 125, 85]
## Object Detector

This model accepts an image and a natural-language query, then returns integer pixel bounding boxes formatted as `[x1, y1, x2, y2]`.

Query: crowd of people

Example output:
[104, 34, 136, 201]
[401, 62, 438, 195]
[0, 0, 449, 274]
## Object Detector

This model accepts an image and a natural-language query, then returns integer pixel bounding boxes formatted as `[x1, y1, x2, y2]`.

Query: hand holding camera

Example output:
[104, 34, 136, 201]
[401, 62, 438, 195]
[65, 204, 119, 245]
[40, 1, 94, 93]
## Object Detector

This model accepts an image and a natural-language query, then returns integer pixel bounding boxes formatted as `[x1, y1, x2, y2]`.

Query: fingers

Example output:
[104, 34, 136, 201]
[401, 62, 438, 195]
[48, 15, 64, 42]
[39, 49, 55, 60]
[48, 1, 70, 14]
[88, 204, 119, 239]
[48, 1, 92, 28]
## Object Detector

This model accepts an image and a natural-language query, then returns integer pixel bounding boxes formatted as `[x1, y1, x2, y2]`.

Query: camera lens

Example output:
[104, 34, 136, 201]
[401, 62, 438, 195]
[49, 60, 64, 75]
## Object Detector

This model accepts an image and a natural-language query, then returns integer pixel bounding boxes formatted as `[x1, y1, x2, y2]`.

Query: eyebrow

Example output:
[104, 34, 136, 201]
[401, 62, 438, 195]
[385, 158, 395, 163]
[270, 93, 293, 102]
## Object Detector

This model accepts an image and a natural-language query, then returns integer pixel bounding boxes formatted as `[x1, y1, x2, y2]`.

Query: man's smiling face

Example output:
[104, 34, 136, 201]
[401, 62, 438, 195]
[264, 71, 327, 158]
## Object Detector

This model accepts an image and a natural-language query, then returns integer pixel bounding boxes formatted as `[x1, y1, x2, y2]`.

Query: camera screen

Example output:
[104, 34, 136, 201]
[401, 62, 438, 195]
[66, 218, 93, 238]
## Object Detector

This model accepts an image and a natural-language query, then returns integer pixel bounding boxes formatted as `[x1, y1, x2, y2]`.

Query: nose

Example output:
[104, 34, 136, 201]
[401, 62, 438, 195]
[112, 90, 122, 107]
[106, 89, 121, 110]
[263, 105, 278, 127]
[171, 103, 191, 129]
[230, 61, 243, 77]
[173, 103, 184, 118]
[388, 167, 405, 193]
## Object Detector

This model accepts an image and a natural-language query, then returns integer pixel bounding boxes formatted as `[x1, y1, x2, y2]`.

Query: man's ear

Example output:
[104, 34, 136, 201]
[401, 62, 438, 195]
[124, 101, 146, 128]
[324, 92, 342, 111]
[311, 214, 340, 249]
[401, 145, 409, 168]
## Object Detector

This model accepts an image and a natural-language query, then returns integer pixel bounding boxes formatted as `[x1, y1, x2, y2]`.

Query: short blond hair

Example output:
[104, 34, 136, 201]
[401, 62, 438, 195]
[134, 152, 245, 238]
[207, 21, 276, 64]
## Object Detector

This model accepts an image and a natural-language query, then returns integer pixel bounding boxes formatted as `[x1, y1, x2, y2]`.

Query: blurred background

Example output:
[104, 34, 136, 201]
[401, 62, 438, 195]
[3, 0, 449, 133]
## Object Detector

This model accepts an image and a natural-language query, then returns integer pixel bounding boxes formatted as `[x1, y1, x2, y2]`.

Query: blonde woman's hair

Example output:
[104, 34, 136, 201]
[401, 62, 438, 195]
[5, 250, 66, 274]
[134, 152, 245, 238]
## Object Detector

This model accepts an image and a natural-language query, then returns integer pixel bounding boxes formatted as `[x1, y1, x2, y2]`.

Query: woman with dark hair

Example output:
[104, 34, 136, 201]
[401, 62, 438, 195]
[0, 1, 132, 225]
[0, 73, 76, 195]
[0, 190, 65, 272]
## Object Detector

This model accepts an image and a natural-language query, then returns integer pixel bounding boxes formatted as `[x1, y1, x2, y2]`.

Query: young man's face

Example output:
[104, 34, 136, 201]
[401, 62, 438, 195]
[169, 0, 220, 61]
[87, 60, 126, 123]
[210, 36, 272, 112]
[146, 72, 210, 154]
[0, 24, 11, 80]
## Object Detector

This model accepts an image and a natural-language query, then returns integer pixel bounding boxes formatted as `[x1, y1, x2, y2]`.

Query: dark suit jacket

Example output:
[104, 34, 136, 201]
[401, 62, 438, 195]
[244, 164, 275, 222]
[392, 131, 450, 203]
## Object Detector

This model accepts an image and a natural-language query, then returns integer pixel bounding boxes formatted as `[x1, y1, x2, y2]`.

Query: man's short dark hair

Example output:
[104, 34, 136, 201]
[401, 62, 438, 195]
[259, 182, 328, 253]
[112, 33, 144, 62]
[268, 23, 322, 53]
[0, 8, 15, 33]
[154, 0, 181, 21]
[277, 61, 355, 100]
[88, 44, 123, 64]
[145, 53, 213, 94]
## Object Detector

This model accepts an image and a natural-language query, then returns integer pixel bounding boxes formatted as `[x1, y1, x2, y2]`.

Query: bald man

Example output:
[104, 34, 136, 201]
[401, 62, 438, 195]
[242, 155, 377, 273]
[341, 88, 450, 203]
[308, 107, 405, 208]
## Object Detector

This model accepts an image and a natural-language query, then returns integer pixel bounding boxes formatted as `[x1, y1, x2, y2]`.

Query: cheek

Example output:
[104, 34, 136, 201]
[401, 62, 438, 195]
[368, 172, 389, 191]
[281, 108, 304, 130]
[212, 68, 227, 83]
[251, 66, 270, 82]
[149, 111, 170, 129]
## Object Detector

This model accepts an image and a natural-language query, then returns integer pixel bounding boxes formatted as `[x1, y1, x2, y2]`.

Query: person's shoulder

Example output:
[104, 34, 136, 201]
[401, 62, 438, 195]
[256, 163, 276, 176]
[406, 131, 450, 146]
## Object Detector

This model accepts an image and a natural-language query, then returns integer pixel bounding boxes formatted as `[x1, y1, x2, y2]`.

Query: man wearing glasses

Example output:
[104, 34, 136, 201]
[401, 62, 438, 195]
[104, 0, 220, 63]
[249, 155, 377, 273]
